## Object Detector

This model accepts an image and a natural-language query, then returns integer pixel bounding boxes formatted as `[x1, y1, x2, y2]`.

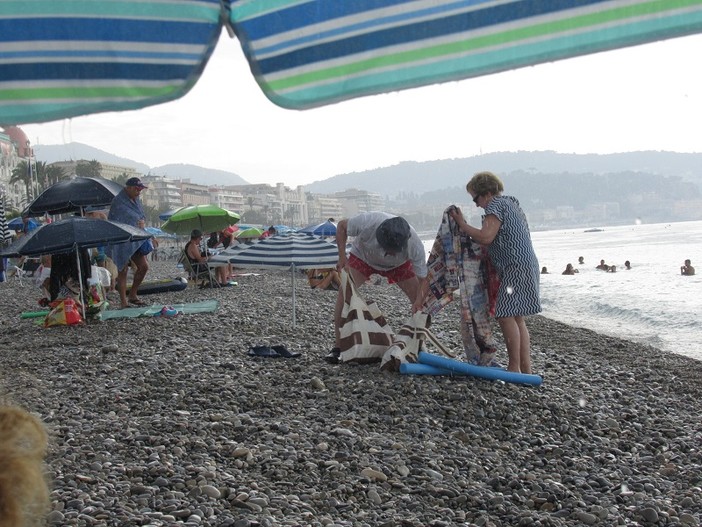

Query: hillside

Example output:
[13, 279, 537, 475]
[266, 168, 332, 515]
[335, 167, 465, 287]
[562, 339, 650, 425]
[304, 151, 702, 197]
[31, 143, 702, 200]
[34, 143, 150, 174]
[33, 143, 248, 186]
[148, 164, 248, 186]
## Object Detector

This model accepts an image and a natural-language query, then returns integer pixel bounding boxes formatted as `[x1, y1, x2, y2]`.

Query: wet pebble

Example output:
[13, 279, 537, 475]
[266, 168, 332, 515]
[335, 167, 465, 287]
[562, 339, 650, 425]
[0, 261, 700, 526]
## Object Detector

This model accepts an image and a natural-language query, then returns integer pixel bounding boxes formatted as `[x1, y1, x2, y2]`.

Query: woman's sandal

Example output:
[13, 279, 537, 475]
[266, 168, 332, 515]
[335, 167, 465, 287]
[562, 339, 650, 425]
[128, 298, 147, 306]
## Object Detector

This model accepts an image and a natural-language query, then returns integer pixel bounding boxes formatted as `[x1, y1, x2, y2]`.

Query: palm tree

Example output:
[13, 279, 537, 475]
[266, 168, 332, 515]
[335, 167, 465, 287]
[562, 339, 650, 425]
[114, 172, 130, 186]
[246, 196, 255, 210]
[45, 164, 67, 186]
[10, 161, 33, 201]
[75, 159, 102, 178]
[30, 161, 52, 193]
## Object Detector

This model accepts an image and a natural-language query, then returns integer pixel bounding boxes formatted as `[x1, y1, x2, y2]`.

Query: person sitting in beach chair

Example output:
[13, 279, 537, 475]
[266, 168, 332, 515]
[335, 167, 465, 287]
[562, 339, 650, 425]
[48, 250, 91, 302]
[183, 229, 227, 287]
[306, 268, 341, 291]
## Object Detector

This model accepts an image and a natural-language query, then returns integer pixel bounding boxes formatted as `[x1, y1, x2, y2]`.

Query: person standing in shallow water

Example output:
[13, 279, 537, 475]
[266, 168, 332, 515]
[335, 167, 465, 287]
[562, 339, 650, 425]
[681, 259, 695, 276]
[449, 171, 541, 374]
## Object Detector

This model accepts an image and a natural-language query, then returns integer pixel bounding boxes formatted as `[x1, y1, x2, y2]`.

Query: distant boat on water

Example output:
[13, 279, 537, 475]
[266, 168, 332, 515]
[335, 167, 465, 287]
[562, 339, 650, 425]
[584, 228, 604, 232]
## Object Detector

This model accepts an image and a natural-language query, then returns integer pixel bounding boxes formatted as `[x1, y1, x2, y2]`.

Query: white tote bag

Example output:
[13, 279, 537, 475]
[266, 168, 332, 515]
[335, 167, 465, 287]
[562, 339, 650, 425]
[338, 270, 394, 363]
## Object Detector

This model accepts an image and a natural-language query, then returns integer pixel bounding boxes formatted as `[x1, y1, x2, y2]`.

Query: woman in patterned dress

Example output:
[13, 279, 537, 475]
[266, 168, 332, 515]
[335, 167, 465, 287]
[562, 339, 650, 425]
[449, 171, 541, 374]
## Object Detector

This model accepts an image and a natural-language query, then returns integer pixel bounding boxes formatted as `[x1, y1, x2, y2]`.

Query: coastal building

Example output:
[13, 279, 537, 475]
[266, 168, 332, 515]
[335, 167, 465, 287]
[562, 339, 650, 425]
[225, 183, 308, 226]
[141, 175, 182, 212]
[210, 188, 244, 215]
[0, 126, 31, 210]
[179, 181, 210, 207]
[332, 188, 384, 216]
[305, 195, 344, 224]
[49, 160, 140, 182]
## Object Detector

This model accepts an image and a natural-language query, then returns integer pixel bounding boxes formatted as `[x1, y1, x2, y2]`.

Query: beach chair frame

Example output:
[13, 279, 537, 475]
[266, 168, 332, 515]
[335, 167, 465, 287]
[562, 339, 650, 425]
[178, 250, 219, 289]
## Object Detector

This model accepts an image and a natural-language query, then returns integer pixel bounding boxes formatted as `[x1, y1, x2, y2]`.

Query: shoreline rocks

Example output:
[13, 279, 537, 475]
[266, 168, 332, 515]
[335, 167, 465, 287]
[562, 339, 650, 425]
[1, 260, 700, 526]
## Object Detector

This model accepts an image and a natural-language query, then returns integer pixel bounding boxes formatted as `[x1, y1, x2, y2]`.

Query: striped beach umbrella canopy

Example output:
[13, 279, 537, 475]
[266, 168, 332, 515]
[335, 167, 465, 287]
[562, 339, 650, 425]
[222, 232, 339, 326]
[1, 1, 701, 123]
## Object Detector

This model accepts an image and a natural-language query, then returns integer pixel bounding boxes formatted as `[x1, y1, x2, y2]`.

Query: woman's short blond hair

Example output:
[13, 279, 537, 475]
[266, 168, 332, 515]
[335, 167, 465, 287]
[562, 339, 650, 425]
[467, 171, 504, 196]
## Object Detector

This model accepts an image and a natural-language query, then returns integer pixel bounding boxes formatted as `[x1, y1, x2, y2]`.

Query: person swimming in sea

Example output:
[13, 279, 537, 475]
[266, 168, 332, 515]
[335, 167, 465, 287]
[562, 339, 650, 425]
[562, 263, 578, 275]
[681, 259, 695, 276]
[596, 259, 609, 271]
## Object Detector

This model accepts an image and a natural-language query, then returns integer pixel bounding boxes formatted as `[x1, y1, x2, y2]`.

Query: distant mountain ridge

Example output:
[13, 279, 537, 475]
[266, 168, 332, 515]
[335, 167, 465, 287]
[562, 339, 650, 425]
[148, 164, 248, 186]
[34, 142, 248, 186]
[304, 151, 702, 197]
[32, 142, 702, 197]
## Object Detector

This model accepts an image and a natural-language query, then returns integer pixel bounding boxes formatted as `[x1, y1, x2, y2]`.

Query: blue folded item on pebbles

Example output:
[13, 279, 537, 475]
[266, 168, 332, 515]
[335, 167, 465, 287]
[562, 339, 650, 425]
[271, 345, 301, 358]
[247, 346, 279, 358]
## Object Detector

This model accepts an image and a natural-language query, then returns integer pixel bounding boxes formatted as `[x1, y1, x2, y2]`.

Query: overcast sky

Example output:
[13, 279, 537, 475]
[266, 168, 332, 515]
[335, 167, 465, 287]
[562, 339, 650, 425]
[22, 33, 702, 188]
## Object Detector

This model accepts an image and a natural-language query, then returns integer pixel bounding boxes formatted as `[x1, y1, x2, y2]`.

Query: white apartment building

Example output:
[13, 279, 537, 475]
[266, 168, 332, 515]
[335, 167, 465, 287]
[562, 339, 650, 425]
[306, 195, 344, 223]
[210, 188, 245, 214]
[180, 181, 211, 207]
[225, 183, 308, 226]
[333, 188, 385, 216]
[142, 175, 182, 212]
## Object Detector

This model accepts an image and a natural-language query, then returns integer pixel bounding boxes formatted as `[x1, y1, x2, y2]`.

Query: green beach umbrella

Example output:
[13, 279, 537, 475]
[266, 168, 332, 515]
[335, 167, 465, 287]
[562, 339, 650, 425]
[235, 227, 264, 240]
[161, 204, 239, 235]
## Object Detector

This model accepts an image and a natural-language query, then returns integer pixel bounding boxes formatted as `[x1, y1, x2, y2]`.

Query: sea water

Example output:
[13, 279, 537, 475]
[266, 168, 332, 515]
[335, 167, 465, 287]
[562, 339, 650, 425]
[423, 220, 701, 362]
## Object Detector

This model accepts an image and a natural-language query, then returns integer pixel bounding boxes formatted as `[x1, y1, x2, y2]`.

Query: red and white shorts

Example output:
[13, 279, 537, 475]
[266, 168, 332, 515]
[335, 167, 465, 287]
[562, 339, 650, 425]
[348, 253, 416, 284]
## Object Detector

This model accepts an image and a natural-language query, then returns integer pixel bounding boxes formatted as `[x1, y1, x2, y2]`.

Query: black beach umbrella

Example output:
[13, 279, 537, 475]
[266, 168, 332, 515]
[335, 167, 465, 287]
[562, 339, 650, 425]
[0, 217, 151, 317]
[23, 177, 122, 216]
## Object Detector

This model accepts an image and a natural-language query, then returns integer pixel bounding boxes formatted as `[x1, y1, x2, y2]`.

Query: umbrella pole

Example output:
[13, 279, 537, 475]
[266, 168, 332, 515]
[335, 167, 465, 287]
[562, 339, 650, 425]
[291, 263, 296, 328]
[75, 248, 87, 320]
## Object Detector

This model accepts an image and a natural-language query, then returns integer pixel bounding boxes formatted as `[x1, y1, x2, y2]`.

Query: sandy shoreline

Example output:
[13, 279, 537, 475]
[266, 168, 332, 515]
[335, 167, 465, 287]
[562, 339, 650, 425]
[1, 260, 700, 527]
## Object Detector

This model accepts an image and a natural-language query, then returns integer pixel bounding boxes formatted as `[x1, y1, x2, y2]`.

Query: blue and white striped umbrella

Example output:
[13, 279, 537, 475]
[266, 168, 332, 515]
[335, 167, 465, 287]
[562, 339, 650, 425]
[0, 194, 11, 242]
[2, 1, 702, 122]
[220, 232, 339, 326]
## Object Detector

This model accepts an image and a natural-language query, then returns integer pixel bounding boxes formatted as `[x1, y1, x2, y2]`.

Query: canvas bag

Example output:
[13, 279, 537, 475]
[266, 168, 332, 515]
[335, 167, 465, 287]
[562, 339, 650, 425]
[379, 311, 429, 372]
[338, 269, 394, 363]
[379, 312, 462, 372]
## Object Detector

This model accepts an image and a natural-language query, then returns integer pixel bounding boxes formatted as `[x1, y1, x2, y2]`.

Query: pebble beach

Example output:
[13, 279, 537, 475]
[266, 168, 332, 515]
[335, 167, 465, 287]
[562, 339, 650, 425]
[1, 260, 701, 527]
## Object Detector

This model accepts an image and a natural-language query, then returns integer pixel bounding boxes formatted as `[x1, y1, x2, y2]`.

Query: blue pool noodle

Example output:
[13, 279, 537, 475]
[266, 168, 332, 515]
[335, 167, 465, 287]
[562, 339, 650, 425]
[417, 351, 543, 386]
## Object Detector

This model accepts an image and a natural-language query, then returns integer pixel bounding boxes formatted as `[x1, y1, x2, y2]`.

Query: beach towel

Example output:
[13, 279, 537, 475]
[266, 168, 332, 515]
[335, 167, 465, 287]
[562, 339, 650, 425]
[422, 208, 498, 366]
[338, 270, 394, 363]
[106, 189, 146, 270]
[98, 299, 218, 320]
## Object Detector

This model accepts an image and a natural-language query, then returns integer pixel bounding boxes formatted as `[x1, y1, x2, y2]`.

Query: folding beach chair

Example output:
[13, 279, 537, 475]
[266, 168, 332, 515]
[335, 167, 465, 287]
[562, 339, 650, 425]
[178, 251, 219, 289]
[7, 257, 40, 286]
